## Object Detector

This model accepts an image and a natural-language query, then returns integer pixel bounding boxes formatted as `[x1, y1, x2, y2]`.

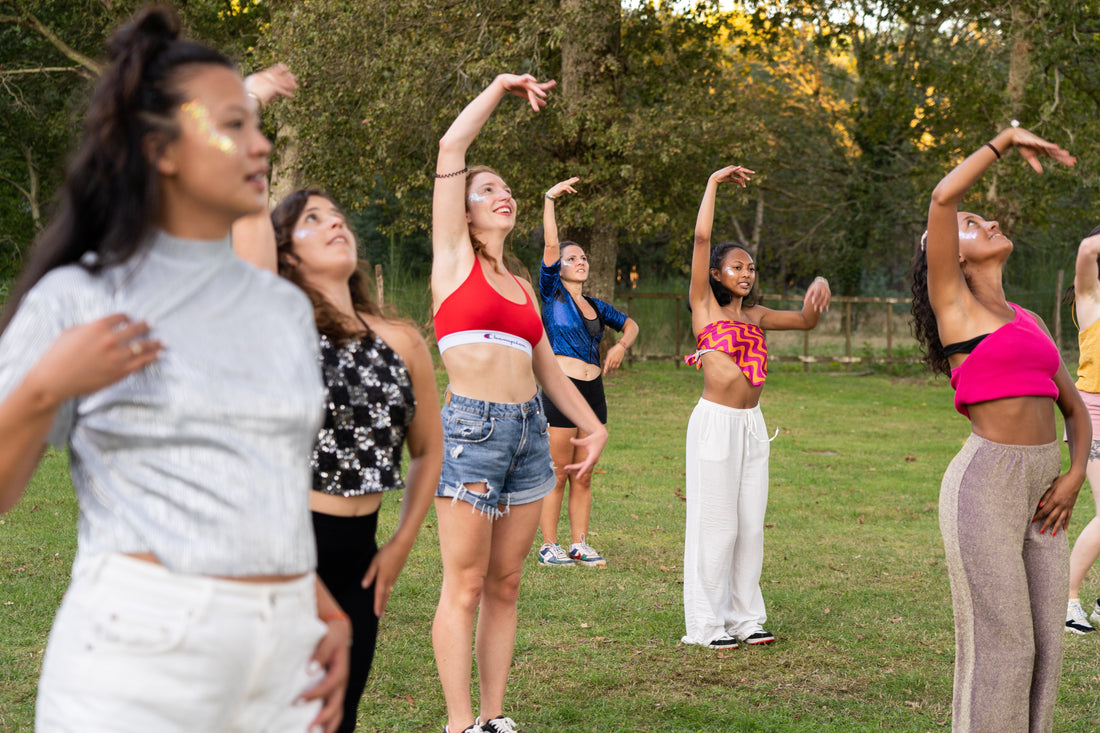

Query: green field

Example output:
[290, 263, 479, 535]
[3, 364, 1100, 732]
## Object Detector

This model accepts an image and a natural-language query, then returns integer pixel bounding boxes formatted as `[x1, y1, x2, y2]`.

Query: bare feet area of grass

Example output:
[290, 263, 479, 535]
[2, 363, 1099, 731]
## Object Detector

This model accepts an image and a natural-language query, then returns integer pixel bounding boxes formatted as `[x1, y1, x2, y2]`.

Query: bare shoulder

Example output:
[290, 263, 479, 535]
[363, 316, 431, 364]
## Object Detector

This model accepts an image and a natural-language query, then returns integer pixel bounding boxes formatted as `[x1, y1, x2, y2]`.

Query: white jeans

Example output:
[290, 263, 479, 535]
[682, 399, 771, 644]
[36, 554, 327, 732]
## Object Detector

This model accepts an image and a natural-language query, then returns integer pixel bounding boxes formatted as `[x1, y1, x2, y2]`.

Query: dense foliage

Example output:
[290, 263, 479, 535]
[2, 0, 1099, 311]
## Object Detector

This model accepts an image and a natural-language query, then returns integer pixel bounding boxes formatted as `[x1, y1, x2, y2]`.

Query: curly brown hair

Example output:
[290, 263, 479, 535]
[271, 188, 382, 343]
[909, 234, 950, 376]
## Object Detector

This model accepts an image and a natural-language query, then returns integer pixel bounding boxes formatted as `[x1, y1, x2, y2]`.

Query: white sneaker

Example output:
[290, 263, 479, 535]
[478, 716, 519, 733]
[1090, 598, 1100, 628]
[567, 536, 607, 567]
[536, 542, 574, 566]
[1066, 599, 1095, 634]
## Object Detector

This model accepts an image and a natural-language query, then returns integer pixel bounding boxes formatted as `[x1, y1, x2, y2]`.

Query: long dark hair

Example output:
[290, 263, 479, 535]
[909, 233, 950, 376]
[271, 188, 383, 343]
[0, 5, 234, 334]
[709, 242, 757, 307]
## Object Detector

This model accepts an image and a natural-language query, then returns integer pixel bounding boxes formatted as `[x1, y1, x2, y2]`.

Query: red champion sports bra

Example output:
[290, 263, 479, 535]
[433, 256, 544, 356]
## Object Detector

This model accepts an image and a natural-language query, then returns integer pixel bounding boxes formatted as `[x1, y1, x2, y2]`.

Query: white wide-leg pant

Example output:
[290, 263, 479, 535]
[36, 554, 327, 732]
[682, 399, 771, 645]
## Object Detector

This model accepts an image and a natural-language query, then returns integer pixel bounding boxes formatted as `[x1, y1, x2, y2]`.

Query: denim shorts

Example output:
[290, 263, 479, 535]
[437, 391, 555, 517]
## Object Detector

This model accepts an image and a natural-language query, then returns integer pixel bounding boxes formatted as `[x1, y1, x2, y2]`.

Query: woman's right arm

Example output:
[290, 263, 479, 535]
[0, 314, 161, 512]
[1074, 231, 1100, 330]
[688, 166, 753, 313]
[926, 127, 1075, 315]
[432, 74, 555, 274]
[232, 64, 299, 274]
[542, 177, 579, 266]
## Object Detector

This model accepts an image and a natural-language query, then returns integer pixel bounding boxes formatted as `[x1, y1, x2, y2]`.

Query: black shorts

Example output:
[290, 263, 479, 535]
[541, 375, 607, 429]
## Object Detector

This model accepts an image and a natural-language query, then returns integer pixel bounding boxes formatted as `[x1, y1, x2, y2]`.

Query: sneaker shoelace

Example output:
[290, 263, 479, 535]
[547, 544, 570, 562]
[573, 541, 600, 558]
[483, 716, 518, 733]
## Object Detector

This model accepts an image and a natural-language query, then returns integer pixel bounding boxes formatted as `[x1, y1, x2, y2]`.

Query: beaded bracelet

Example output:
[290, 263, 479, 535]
[433, 166, 468, 179]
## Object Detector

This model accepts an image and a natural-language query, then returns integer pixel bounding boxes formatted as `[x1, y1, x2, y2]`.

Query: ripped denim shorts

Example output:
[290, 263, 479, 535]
[436, 391, 555, 518]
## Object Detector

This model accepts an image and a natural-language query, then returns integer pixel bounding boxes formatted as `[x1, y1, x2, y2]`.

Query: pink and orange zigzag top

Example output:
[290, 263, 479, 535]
[684, 320, 768, 386]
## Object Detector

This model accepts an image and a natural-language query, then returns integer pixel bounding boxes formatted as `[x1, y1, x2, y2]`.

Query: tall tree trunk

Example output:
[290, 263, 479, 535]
[560, 0, 621, 302]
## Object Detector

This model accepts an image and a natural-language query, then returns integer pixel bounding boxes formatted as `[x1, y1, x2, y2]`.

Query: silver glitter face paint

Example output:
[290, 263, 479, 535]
[180, 100, 237, 154]
[293, 228, 316, 242]
[468, 191, 488, 203]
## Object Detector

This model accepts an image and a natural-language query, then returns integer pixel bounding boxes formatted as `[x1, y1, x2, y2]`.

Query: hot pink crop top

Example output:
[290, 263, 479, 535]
[433, 255, 544, 355]
[949, 303, 1060, 418]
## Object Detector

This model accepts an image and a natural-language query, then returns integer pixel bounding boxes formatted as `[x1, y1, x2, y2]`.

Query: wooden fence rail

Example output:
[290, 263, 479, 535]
[618, 292, 919, 369]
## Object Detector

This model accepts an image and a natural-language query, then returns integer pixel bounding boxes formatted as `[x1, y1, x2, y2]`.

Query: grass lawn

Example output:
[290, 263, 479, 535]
[3, 363, 1100, 731]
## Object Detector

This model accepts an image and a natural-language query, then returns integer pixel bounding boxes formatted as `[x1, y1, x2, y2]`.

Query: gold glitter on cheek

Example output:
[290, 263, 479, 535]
[180, 100, 237, 154]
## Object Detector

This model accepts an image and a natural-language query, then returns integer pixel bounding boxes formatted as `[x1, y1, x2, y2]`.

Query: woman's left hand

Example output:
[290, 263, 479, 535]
[1032, 472, 1083, 536]
[602, 342, 627, 375]
[301, 615, 351, 733]
[805, 277, 831, 313]
[361, 540, 412, 618]
[244, 63, 298, 107]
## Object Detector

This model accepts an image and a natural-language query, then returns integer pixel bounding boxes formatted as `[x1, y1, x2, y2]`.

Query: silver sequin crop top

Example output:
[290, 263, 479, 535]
[313, 331, 416, 496]
[0, 230, 325, 577]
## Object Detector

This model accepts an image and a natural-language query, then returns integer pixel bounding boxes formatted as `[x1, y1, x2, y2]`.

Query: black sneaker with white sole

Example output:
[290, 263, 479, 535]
[705, 635, 739, 650]
[741, 630, 776, 645]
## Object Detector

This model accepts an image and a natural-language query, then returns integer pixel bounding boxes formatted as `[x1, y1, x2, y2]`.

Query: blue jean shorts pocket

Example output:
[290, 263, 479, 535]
[444, 414, 494, 444]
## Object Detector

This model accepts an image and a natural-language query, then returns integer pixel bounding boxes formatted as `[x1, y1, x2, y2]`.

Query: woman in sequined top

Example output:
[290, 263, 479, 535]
[0, 9, 348, 732]
[234, 69, 442, 733]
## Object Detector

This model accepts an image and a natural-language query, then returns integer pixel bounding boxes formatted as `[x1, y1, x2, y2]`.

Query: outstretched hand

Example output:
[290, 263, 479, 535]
[547, 177, 580, 200]
[36, 314, 162, 402]
[497, 73, 556, 112]
[244, 63, 298, 107]
[710, 164, 755, 188]
[1007, 127, 1076, 173]
[805, 277, 831, 314]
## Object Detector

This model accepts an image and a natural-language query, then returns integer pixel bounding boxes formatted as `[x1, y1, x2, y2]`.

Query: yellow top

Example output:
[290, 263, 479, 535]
[1078, 315, 1100, 393]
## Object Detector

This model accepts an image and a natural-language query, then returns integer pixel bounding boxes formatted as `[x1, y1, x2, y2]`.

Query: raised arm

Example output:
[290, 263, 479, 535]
[232, 64, 299, 272]
[756, 277, 831, 331]
[688, 165, 754, 313]
[926, 127, 1075, 316]
[542, 177, 580, 266]
[1074, 229, 1100, 330]
[432, 74, 556, 272]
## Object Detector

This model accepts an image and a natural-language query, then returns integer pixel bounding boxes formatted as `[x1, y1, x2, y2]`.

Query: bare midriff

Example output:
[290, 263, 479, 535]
[124, 552, 308, 583]
[966, 395, 1057, 445]
[699, 351, 764, 409]
[555, 354, 600, 381]
[441, 342, 538, 403]
[310, 491, 384, 517]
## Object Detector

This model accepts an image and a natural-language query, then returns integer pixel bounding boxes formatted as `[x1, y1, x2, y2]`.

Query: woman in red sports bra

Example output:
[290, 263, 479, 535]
[429, 74, 608, 733]
[911, 125, 1089, 733]
[682, 165, 830, 651]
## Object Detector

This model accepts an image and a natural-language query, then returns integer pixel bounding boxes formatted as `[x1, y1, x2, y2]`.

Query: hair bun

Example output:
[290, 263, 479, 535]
[105, 5, 181, 63]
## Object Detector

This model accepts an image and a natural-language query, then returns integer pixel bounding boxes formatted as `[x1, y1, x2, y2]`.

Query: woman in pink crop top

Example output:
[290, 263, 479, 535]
[681, 165, 830, 651]
[429, 73, 608, 733]
[911, 124, 1088, 733]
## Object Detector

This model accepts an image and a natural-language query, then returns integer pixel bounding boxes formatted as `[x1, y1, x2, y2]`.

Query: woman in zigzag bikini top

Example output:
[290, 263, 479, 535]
[680, 164, 831, 651]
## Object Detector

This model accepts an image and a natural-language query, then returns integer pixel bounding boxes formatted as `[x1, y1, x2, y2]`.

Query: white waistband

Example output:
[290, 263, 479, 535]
[437, 330, 533, 357]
